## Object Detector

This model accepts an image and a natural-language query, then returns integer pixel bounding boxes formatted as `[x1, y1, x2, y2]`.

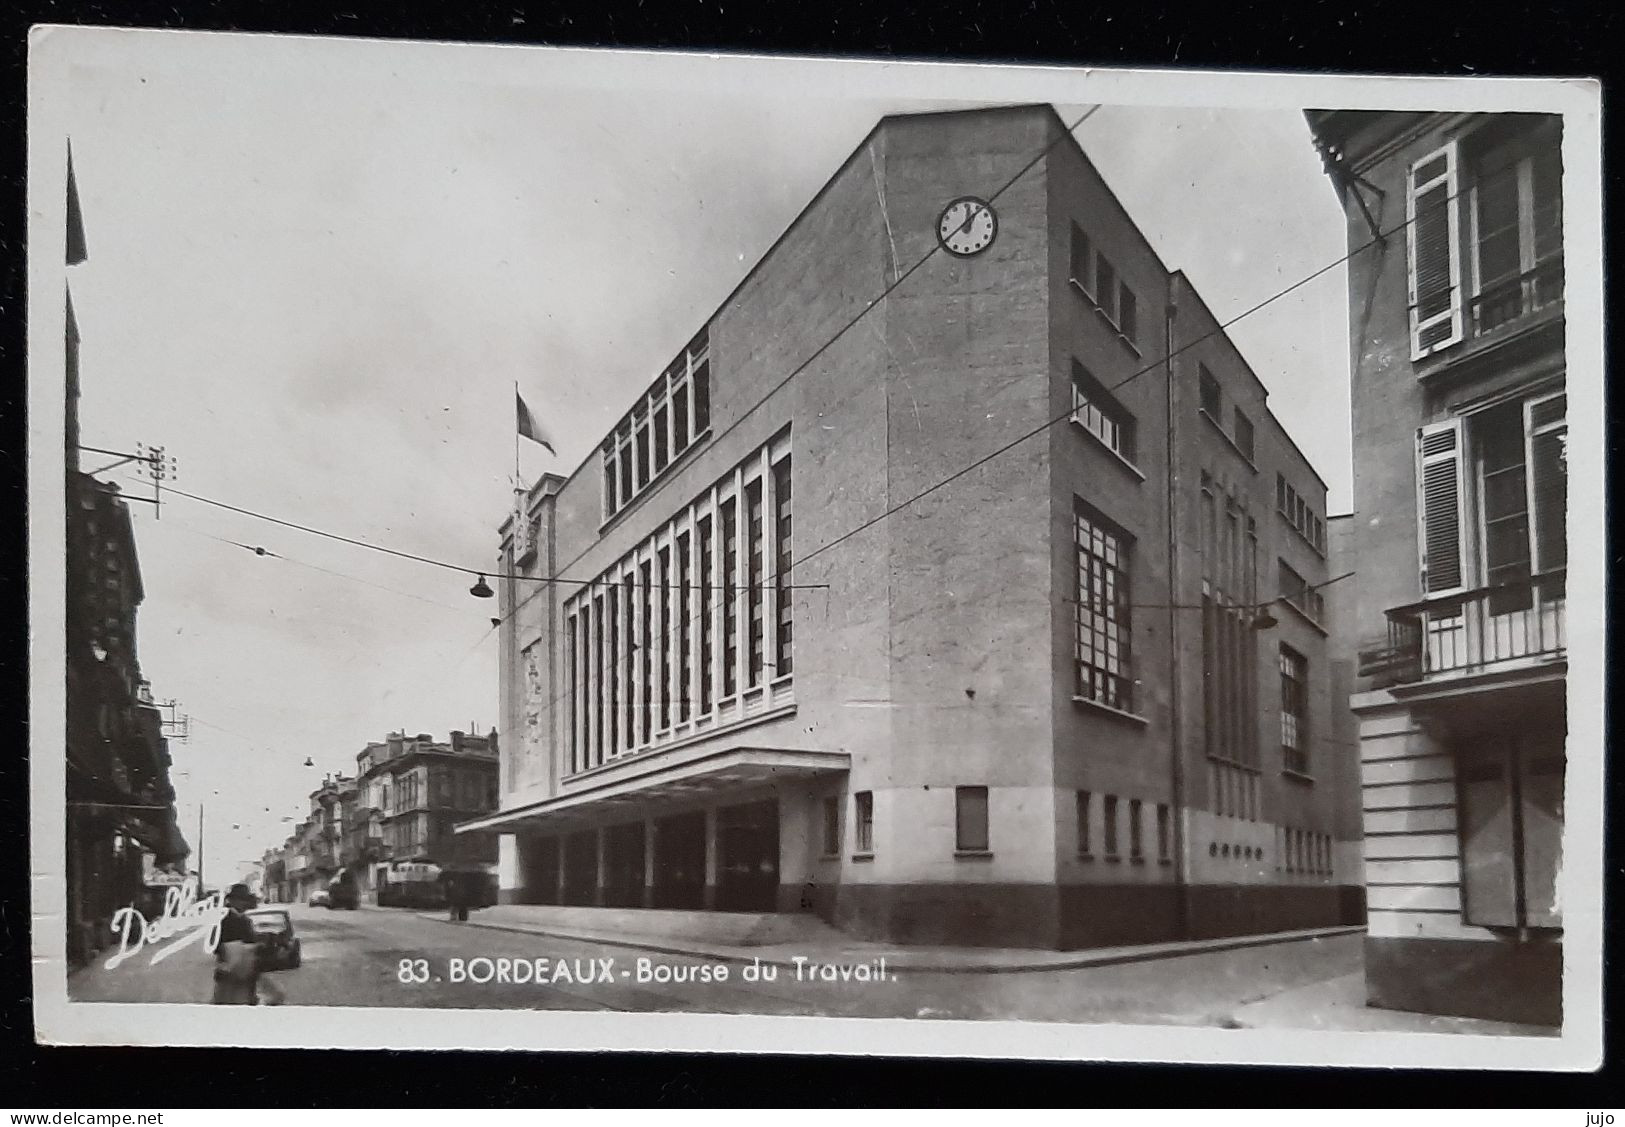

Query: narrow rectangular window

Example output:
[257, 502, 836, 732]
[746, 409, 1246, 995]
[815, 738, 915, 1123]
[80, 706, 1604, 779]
[618, 441, 633, 509]
[1095, 253, 1118, 322]
[1103, 795, 1119, 858]
[1199, 364, 1221, 418]
[1233, 409, 1255, 462]
[746, 478, 765, 687]
[1069, 222, 1093, 293]
[634, 418, 650, 490]
[565, 615, 577, 771]
[1118, 284, 1138, 344]
[821, 795, 840, 857]
[606, 585, 620, 756]
[692, 359, 711, 433]
[698, 515, 714, 712]
[657, 548, 672, 729]
[773, 455, 794, 677]
[603, 451, 618, 519]
[652, 403, 669, 474]
[1156, 804, 1171, 863]
[721, 497, 739, 697]
[1475, 401, 1532, 612]
[1129, 799, 1143, 860]
[854, 791, 874, 854]
[955, 786, 989, 853]
[677, 532, 692, 722]
[1526, 393, 1568, 573]
[1076, 790, 1092, 855]
[672, 377, 691, 454]
[639, 562, 653, 743]
[1280, 644, 1309, 776]
[622, 577, 635, 750]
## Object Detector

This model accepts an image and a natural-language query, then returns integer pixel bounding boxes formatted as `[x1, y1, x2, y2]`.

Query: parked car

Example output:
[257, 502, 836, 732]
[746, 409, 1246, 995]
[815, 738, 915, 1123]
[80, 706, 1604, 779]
[326, 876, 358, 910]
[308, 889, 330, 908]
[246, 908, 302, 969]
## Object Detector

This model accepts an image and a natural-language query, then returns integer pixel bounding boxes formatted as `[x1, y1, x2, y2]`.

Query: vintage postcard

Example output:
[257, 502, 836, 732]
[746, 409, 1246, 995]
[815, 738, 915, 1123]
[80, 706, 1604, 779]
[27, 28, 1604, 1066]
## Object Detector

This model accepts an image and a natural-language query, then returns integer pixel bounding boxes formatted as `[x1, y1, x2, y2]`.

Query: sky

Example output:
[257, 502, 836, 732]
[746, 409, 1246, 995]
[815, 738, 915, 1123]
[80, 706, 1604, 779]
[54, 36, 1352, 882]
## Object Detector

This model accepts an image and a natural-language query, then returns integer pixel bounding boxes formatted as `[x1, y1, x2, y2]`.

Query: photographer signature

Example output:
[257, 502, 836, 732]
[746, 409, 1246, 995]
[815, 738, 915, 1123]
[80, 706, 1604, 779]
[105, 878, 229, 969]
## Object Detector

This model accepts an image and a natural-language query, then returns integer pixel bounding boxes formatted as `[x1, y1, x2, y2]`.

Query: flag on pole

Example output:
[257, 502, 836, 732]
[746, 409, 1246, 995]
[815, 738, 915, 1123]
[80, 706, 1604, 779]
[516, 390, 555, 455]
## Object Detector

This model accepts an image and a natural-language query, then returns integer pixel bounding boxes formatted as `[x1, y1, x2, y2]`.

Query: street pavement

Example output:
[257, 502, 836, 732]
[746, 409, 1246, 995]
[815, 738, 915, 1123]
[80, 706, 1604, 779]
[64, 903, 1537, 1033]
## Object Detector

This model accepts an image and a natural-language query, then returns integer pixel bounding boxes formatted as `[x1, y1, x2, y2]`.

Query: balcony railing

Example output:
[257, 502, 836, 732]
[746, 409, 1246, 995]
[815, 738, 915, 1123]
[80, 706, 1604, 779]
[1359, 571, 1566, 688]
[1470, 256, 1564, 337]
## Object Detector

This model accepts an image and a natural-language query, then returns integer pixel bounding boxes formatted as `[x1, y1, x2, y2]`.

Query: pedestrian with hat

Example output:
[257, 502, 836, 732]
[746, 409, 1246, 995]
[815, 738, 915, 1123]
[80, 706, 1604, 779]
[212, 883, 284, 1005]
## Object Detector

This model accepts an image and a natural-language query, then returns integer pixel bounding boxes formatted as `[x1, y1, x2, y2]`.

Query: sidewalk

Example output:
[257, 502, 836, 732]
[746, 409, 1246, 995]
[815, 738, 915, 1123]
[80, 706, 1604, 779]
[418, 904, 1364, 974]
[1225, 971, 1560, 1037]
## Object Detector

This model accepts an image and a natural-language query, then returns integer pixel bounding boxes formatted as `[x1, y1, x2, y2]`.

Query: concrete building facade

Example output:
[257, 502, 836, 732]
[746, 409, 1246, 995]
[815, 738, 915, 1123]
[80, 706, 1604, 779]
[1306, 110, 1567, 1025]
[466, 105, 1362, 949]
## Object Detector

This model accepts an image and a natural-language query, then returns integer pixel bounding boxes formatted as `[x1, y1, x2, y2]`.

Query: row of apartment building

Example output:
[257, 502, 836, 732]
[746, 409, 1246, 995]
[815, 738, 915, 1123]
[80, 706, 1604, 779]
[260, 729, 500, 904]
[454, 103, 1568, 1027]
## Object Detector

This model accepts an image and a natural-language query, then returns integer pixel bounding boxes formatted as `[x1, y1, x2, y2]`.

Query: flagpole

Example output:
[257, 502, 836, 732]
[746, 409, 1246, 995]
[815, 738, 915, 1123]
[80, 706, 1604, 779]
[514, 381, 522, 494]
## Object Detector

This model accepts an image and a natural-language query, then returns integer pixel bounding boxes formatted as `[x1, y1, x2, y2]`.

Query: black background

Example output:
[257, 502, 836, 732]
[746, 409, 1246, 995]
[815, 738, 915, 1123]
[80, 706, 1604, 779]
[2, 0, 1620, 1107]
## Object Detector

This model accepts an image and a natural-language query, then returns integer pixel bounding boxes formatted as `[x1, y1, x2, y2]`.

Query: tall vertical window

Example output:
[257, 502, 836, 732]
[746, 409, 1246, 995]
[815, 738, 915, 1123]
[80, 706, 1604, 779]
[622, 576, 635, 750]
[854, 791, 874, 854]
[1129, 799, 1143, 861]
[1071, 361, 1137, 463]
[773, 455, 794, 677]
[1279, 644, 1310, 776]
[693, 357, 711, 433]
[657, 548, 672, 729]
[634, 410, 650, 490]
[1076, 790, 1092, 855]
[1527, 392, 1567, 573]
[1074, 503, 1134, 712]
[1095, 253, 1118, 322]
[565, 615, 578, 771]
[1199, 364, 1221, 418]
[1069, 222, 1093, 294]
[677, 533, 692, 722]
[605, 586, 619, 757]
[673, 378, 690, 451]
[746, 478, 765, 687]
[1118, 285, 1138, 345]
[698, 515, 715, 712]
[1233, 409, 1255, 462]
[1156, 804, 1171, 863]
[721, 497, 739, 697]
[639, 562, 653, 744]
[1103, 795, 1120, 859]
[653, 402, 670, 474]
[821, 795, 840, 857]
[955, 787, 990, 853]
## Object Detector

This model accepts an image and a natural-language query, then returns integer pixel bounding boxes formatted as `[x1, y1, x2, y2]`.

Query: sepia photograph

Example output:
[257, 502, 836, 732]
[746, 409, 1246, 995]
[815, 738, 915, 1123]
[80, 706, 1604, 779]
[25, 28, 1604, 1067]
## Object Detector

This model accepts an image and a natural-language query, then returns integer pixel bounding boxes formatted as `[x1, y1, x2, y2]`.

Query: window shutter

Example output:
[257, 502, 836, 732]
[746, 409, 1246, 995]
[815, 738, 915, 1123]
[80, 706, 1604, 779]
[1525, 392, 1568, 573]
[1416, 419, 1466, 595]
[1407, 141, 1464, 359]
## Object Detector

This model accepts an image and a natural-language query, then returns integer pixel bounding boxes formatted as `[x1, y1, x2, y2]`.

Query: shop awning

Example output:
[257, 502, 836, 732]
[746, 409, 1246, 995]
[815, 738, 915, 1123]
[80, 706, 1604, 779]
[455, 747, 850, 835]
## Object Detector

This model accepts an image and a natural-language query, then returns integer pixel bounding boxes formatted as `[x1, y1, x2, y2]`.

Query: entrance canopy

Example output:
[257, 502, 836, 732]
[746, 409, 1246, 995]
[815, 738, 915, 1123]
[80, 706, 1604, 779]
[456, 747, 849, 836]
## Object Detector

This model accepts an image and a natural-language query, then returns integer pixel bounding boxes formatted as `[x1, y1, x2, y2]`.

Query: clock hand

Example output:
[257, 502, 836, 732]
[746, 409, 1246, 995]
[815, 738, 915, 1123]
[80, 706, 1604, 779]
[955, 205, 981, 237]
